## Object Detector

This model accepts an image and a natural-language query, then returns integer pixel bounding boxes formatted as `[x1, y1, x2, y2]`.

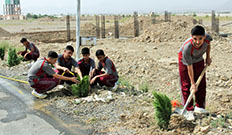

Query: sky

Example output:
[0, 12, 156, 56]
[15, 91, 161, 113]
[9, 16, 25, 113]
[0, 0, 231, 15]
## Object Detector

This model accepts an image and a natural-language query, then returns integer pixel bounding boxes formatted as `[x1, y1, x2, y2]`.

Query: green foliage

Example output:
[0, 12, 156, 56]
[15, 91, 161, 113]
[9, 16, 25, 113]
[0, 46, 6, 60]
[7, 48, 20, 67]
[118, 77, 134, 90]
[210, 113, 232, 128]
[210, 116, 227, 128]
[26, 13, 57, 19]
[139, 82, 149, 93]
[153, 91, 172, 129]
[193, 13, 197, 17]
[71, 76, 89, 97]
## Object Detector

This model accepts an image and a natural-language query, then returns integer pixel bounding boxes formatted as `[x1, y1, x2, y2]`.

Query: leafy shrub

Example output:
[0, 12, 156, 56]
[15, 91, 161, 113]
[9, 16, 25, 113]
[71, 76, 89, 97]
[7, 48, 20, 67]
[0, 46, 5, 60]
[153, 91, 172, 129]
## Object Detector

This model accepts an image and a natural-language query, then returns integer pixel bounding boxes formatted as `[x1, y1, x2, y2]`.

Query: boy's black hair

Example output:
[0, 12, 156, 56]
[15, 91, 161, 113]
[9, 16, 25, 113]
[96, 49, 105, 56]
[65, 45, 74, 52]
[191, 25, 205, 36]
[48, 51, 58, 59]
[81, 47, 90, 54]
[20, 38, 27, 43]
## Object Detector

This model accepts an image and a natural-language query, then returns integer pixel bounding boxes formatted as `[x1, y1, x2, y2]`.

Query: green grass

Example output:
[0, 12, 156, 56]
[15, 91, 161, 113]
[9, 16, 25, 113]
[210, 116, 227, 128]
[118, 77, 135, 90]
[139, 82, 149, 93]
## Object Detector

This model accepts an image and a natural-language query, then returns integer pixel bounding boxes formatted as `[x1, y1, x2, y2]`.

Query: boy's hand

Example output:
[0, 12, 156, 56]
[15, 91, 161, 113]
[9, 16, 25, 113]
[17, 51, 23, 55]
[191, 83, 198, 93]
[90, 76, 97, 84]
[70, 77, 79, 83]
[64, 68, 70, 73]
[23, 53, 29, 58]
[206, 57, 212, 66]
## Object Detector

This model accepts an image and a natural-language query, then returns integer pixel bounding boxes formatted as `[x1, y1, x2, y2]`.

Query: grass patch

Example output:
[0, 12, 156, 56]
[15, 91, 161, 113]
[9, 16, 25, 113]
[139, 82, 149, 93]
[118, 77, 135, 90]
[210, 116, 227, 128]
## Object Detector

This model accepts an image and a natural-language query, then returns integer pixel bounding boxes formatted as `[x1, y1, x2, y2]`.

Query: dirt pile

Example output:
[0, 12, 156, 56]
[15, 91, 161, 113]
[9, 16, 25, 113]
[169, 114, 195, 133]
[81, 23, 96, 36]
[133, 16, 224, 43]
[0, 27, 11, 37]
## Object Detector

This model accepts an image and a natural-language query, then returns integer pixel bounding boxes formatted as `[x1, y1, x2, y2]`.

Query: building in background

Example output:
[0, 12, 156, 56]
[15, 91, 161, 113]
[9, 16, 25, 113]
[3, 0, 24, 20]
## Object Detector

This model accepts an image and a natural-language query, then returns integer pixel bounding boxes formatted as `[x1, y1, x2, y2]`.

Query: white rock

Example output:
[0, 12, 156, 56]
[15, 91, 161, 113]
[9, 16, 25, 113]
[200, 126, 210, 133]
[120, 92, 126, 97]
[74, 99, 82, 104]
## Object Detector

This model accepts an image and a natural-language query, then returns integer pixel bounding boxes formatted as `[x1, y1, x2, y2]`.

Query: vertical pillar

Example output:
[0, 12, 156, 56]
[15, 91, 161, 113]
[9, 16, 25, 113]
[151, 12, 156, 24]
[76, 0, 81, 61]
[134, 11, 139, 37]
[101, 15, 106, 39]
[114, 15, 119, 39]
[211, 10, 216, 31]
[66, 15, 71, 41]
[165, 11, 168, 22]
[96, 15, 100, 39]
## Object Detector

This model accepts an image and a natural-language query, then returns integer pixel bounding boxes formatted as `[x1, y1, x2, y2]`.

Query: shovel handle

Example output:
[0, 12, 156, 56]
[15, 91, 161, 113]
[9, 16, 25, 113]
[180, 65, 208, 115]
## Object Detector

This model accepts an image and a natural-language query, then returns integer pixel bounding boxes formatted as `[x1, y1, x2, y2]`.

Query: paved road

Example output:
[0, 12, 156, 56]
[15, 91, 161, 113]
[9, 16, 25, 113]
[0, 78, 92, 135]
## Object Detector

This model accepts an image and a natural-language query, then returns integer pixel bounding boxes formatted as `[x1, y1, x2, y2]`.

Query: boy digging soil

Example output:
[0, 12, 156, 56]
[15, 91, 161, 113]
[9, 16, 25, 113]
[178, 25, 212, 120]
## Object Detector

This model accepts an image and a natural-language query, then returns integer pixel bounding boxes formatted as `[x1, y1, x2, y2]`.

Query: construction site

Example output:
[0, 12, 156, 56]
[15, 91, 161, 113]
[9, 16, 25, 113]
[0, 0, 232, 135]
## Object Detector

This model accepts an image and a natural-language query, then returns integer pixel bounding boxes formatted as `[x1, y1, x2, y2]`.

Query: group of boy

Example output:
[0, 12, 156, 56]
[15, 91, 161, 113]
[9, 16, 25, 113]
[23, 39, 118, 99]
[23, 25, 212, 121]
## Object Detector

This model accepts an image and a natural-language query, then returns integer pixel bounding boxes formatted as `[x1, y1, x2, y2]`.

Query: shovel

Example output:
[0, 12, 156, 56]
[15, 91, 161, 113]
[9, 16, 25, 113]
[180, 65, 208, 115]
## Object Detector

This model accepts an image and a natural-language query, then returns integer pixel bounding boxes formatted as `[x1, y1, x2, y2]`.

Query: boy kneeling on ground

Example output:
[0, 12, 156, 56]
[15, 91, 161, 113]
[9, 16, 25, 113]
[18, 38, 40, 61]
[28, 51, 78, 99]
[55, 45, 79, 85]
[90, 49, 118, 89]
[76, 47, 96, 80]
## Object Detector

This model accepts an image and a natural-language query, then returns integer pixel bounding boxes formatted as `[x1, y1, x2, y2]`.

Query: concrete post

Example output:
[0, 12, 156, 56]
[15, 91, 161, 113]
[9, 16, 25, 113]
[134, 11, 139, 37]
[76, 0, 81, 61]
[66, 15, 71, 41]
[101, 15, 106, 38]
[151, 12, 156, 24]
[96, 15, 100, 39]
[114, 15, 119, 39]
[211, 10, 216, 31]
[165, 11, 168, 22]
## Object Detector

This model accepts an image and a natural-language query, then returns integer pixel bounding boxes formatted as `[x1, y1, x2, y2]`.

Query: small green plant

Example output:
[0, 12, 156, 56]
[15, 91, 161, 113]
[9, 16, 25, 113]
[0, 46, 5, 60]
[140, 82, 149, 93]
[210, 116, 226, 128]
[71, 76, 89, 97]
[7, 48, 20, 67]
[153, 91, 172, 130]
[118, 77, 134, 90]
[210, 113, 232, 128]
